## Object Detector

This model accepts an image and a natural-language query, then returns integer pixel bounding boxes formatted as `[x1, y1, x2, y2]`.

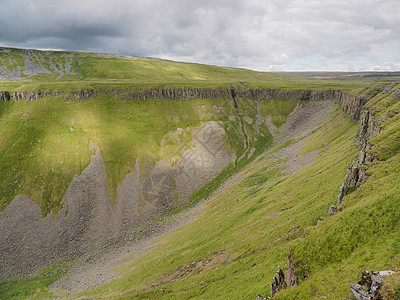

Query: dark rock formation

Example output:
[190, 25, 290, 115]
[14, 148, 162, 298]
[285, 252, 299, 288]
[327, 89, 387, 215]
[350, 270, 395, 300]
[0, 91, 10, 102]
[335, 108, 382, 208]
[0, 87, 369, 107]
[271, 268, 286, 297]
[334, 91, 369, 121]
[269, 253, 299, 298]
[0, 89, 100, 103]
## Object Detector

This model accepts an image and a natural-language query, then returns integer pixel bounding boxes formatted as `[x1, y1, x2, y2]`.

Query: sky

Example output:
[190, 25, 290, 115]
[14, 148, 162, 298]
[0, 0, 399, 71]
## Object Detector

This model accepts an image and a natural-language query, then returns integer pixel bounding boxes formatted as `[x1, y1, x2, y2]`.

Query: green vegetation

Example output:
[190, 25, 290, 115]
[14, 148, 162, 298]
[0, 260, 70, 299]
[75, 106, 360, 299]
[73, 88, 399, 298]
[1, 47, 400, 299]
[0, 47, 369, 92]
[0, 90, 296, 215]
[258, 98, 299, 128]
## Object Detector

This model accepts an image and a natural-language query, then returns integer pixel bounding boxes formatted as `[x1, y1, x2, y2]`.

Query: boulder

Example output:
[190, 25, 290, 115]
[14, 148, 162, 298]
[350, 270, 396, 300]
[271, 267, 286, 297]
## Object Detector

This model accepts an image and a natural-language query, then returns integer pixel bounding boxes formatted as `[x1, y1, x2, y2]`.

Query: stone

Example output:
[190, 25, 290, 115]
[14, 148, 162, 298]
[285, 252, 299, 288]
[350, 270, 396, 300]
[327, 205, 337, 216]
[270, 268, 286, 297]
[392, 88, 400, 98]
[334, 104, 382, 217]
[337, 183, 346, 206]
[350, 282, 370, 300]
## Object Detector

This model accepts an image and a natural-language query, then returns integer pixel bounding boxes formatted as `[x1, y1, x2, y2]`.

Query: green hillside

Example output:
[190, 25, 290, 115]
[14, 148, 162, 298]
[1, 48, 400, 299]
[0, 93, 288, 215]
[74, 83, 399, 299]
[0, 47, 367, 91]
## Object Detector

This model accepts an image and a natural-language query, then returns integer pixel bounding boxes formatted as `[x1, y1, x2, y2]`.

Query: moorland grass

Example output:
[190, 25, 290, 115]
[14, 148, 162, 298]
[0, 48, 369, 92]
[0, 260, 71, 299]
[76, 107, 360, 299]
[3, 88, 399, 299]
[2, 47, 399, 299]
[0, 93, 295, 215]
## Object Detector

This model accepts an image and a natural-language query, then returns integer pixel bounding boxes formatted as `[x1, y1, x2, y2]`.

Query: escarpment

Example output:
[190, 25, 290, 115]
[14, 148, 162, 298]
[0, 87, 368, 105]
[0, 86, 369, 283]
[334, 92, 388, 211]
[316, 82, 400, 232]
[0, 89, 100, 102]
[0, 121, 233, 280]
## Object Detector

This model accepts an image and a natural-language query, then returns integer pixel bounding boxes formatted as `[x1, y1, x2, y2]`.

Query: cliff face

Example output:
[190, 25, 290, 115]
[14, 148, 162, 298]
[0, 87, 368, 107]
[0, 86, 371, 282]
[332, 86, 394, 210]
[0, 89, 99, 102]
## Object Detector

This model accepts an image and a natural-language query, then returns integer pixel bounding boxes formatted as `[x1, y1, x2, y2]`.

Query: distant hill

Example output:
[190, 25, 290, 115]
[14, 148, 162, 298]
[0, 47, 370, 91]
[0, 47, 289, 85]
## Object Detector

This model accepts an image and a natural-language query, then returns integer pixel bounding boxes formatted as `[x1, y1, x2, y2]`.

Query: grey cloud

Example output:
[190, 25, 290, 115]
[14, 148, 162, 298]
[0, 0, 399, 71]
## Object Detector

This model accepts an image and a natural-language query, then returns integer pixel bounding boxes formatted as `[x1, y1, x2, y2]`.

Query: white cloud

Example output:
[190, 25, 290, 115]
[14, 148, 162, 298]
[0, 0, 399, 71]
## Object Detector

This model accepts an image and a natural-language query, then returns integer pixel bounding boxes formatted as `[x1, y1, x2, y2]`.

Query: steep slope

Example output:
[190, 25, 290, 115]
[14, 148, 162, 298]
[0, 92, 266, 280]
[67, 102, 355, 299]
[0, 84, 362, 295]
[1, 48, 399, 299]
[45, 82, 398, 299]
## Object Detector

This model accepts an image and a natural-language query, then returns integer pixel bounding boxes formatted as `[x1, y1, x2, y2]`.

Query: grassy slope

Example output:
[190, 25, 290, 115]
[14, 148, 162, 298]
[0, 48, 309, 215]
[0, 261, 71, 300]
[0, 47, 368, 91]
[0, 92, 298, 215]
[1, 47, 399, 298]
[69, 85, 397, 299]
[77, 106, 358, 299]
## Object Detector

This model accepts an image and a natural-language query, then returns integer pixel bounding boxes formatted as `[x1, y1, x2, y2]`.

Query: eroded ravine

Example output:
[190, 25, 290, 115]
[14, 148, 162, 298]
[49, 99, 336, 295]
[0, 88, 365, 293]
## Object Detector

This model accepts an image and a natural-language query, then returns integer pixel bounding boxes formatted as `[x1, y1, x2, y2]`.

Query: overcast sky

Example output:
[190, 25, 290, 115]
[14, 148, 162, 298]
[0, 0, 399, 71]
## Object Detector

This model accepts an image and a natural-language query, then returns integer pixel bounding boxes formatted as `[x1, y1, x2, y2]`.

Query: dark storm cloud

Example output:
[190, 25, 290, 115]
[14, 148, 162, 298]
[0, 0, 399, 71]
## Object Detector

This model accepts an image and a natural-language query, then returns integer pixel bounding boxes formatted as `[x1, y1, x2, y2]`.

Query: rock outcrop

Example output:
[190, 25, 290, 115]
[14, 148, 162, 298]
[0, 91, 10, 102]
[0, 89, 100, 102]
[0, 121, 232, 281]
[0, 49, 75, 80]
[0, 87, 369, 106]
[271, 268, 286, 297]
[334, 91, 369, 121]
[0, 86, 366, 282]
[322, 87, 386, 214]
[335, 107, 382, 208]
[269, 253, 299, 298]
[350, 270, 395, 300]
